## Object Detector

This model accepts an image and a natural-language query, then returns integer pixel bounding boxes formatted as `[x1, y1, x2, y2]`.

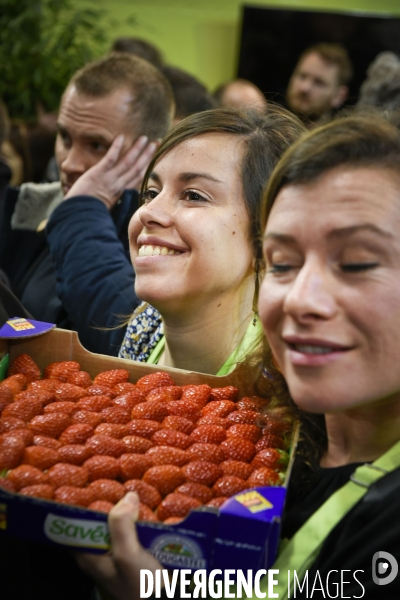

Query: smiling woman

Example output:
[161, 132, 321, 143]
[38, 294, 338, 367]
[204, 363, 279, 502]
[75, 113, 400, 600]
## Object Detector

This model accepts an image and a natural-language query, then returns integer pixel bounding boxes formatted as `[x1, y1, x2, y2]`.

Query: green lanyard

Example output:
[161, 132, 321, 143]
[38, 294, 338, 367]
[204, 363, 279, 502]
[257, 439, 400, 600]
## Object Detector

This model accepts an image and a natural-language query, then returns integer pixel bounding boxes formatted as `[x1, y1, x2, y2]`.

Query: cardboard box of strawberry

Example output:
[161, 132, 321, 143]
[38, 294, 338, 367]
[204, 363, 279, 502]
[0, 328, 295, 571]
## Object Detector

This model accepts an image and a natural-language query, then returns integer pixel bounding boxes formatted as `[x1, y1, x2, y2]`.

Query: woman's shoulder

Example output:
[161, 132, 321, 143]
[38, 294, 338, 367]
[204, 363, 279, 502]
[118, 302, 164, 362]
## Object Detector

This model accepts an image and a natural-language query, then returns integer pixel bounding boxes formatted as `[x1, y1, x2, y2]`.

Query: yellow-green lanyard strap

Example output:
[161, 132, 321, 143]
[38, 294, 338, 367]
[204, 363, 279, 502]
[259, 440, 400, 600]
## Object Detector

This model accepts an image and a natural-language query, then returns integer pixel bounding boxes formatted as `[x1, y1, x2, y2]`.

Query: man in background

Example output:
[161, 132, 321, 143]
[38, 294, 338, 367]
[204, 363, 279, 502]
[286, 43, 352, 126]
[214, 78, 267, 113]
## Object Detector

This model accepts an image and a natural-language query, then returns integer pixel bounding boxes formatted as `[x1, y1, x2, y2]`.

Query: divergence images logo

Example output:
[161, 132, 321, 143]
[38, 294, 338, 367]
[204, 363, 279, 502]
[372, 551, 398, 586]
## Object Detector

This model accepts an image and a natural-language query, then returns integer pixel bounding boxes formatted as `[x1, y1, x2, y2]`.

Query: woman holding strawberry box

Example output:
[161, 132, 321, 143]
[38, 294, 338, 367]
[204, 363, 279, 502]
[77, 113, 400, 599]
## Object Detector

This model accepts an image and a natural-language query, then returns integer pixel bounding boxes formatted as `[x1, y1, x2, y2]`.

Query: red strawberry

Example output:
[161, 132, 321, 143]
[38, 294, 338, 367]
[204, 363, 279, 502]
[44, 401, 79, 416]
[220, 460, 254, 480]
[138, 503, 158, 522]
[86, 435, 125, 458]
[14, 389, 54, 406]
[93, 369, 130, 388]
[54, 485, 95, 507]
[54, 384, 88, 402]
[83, 455, 120, 482]
[30, 380, 60, 393]
[163, 517, 183, 525]
[187, 443, 225, 464]
[146, 386, 182, 403]
[95, 423, 129, 439]
[0, 374, 27, 395]
[151, 429, 190, 450]
[122, 435, 153, 454]
[180, 384, 211, 408]
[77, 396, 111, 412]
[220, 437, 256, 462]
[86, 385, 116, 399]
[7, 465, 49, 490]
[43, 361, 80, 382]
[201, 400, 236, 418]
[262, 418, 292, 437]
[255, 434, 286, 451]
[67, 371, 92, 388]
[0, 417, 26, 434]
[0, 477, 16, 492]
[226, 424, 262, 444]
[143, 465, 185, 496]
[112, 391, 145, 411]
[58, 444, 93, 465]
[247, 467, 280, 487]
[237, 396, 268, 412]
[196, 415, 228, 429]
[2, 399, 43, 422]
[146, 446, 188, 467]
[88, 500, 114, 513]
[251, 448, 288, 470]
[131, 400, 169, 422]
[119, 454, 153, 481]
[1, 429, 33, 446]
[124, 479, 161, 509]
[182, 461, 222, 486]
[48, 463, 89, 488]
[8, 354, 41, 383]
[22, 446, 60, 470]
[33, 435, 62, 450]
[209, 386, 238, 401]
[0, 386, 13, 412]
[176, 482, 214, 504]
[127, 419, 162, 439]
[29, 413, 70, 438]
[136, 372, 175, 394]
[101, 407, 131, 424]
[0, 435, 25, 469]
[157, 492, 200, 521]
[19, 484, 55, 499]
[88, 479, 126, 504]
[207, 497, 228, 508]
[212, 475, 248, 497]
[113, 382, 138, 395]
[71, 411, 104, 428]
[190, 424, 226, 445]
[161, 416, 195, 435]
[226, 410, 260, 426]
[166, 401, 200, 422]
[59, 424, 94, 445]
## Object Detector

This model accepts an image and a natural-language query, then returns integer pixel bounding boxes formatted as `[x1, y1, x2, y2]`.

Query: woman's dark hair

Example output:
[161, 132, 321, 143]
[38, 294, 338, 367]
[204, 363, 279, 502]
[141, 105, 306, 267]
[261, 111, 400, 229]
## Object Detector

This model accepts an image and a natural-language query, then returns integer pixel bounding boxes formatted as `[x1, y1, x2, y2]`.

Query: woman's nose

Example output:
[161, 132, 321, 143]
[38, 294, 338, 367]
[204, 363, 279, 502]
[284, 260, 337, 322]
[138, 192, 175, 229]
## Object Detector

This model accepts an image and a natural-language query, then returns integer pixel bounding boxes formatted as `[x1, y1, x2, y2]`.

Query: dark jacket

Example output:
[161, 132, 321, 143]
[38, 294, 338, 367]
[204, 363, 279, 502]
[0, 185, 140, 355]
[46, 194, 140, 356]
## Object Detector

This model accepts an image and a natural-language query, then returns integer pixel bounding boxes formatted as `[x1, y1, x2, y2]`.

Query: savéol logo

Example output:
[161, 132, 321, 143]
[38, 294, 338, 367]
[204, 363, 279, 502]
[44, 513, 110, 549]
[372, 552, 398, 586]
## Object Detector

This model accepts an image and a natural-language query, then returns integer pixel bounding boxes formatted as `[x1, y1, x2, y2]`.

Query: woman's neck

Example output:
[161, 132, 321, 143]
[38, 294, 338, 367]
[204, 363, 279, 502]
[157, 281, 255, 375]
[321, 398, 400, 467]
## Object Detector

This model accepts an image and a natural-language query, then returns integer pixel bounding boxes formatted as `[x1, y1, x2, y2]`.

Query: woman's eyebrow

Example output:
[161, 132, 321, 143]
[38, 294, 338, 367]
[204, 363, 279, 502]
[327, 224, 394, 240]
[178, 172, 222, 183]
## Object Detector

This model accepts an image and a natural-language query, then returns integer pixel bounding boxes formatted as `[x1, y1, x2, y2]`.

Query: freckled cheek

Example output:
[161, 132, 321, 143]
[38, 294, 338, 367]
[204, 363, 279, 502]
[258, 283, 284, 343]
[128, 213, 143, 257]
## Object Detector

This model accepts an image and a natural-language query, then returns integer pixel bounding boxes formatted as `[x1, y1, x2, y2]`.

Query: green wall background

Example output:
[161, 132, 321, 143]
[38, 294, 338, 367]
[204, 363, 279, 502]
[91, 0, 400, 91]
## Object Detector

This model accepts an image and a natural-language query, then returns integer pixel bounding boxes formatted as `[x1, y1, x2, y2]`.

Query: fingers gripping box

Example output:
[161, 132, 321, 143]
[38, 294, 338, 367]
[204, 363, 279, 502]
[0, 324, 296, 571]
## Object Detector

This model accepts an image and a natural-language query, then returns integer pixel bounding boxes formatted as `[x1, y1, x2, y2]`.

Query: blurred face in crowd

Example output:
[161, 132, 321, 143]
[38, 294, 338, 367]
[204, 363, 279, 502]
[259, 166, 400, 414]
[55, 85, 136, 195]
[287, 51, 345, 121]
[128, 132, 254, 317]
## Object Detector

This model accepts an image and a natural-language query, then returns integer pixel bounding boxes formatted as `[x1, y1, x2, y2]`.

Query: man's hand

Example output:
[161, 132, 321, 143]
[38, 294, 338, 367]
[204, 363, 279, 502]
[65, 135, 158, 210]
[75, 492, 163, 600]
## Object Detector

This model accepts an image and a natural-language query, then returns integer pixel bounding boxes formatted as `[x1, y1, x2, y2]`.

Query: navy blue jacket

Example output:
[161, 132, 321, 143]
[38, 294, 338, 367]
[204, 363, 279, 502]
[46, 194, 140, 355]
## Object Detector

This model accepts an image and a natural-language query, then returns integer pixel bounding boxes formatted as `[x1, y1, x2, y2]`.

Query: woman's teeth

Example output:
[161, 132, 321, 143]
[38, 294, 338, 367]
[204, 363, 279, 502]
[138, 245, 180, 257]
[294, 345, 336, 354]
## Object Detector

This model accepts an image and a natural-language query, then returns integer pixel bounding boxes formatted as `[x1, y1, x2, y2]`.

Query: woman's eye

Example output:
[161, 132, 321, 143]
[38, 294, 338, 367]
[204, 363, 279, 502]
[268, 263, 293, 273]
[141, 189, 158, 203]
[341, 262, 379, 272]
[183, 190, 207, 202]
